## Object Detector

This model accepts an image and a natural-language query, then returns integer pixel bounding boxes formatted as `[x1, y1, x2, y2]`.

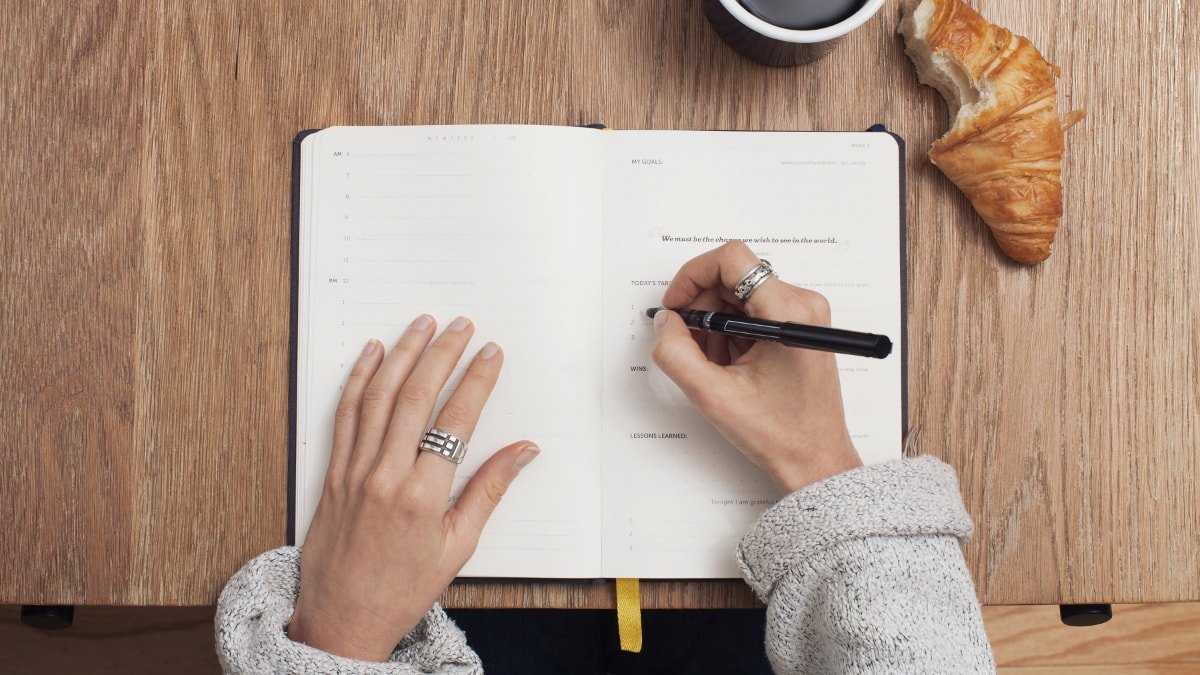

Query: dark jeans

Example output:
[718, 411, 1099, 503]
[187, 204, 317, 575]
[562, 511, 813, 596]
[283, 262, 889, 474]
[445, 609, 773, 674]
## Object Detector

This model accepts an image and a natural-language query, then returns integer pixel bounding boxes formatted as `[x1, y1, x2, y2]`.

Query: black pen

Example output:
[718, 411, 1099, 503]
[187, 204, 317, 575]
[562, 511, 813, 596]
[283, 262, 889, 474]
[645, 307, 892, 359]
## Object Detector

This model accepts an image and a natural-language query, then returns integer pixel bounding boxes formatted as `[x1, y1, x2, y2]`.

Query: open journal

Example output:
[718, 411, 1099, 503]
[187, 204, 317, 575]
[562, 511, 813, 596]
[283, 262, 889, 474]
[291, 125, 906, 579]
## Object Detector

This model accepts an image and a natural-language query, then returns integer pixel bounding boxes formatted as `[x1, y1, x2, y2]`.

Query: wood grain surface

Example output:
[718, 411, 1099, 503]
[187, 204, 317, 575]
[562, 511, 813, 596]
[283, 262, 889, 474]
[1, 1, 1196, 607]
[985, 603, 1200, 670]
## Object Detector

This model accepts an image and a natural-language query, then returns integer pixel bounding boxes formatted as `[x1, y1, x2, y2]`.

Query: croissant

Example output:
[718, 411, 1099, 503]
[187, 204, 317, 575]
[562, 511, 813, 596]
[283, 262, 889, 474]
[900, 0, 1076, 264]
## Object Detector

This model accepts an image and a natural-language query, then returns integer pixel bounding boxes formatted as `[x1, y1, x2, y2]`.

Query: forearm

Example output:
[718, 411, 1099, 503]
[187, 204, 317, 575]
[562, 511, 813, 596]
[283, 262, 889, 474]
[738, 456, 995, 674]
[215, 547, 482, 674]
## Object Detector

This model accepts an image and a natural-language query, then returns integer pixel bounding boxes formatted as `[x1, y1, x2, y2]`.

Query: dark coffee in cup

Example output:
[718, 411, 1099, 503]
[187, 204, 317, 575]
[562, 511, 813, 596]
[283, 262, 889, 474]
[704, 0, 885, 67]
[738, 0, 868, 31]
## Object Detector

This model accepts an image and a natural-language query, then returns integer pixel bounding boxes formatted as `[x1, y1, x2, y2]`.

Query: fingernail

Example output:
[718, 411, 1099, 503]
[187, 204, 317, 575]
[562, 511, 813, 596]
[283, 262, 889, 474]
[653, 310, 668, 331]
[479, 342, 500, 359]
[514, 444, 540, 470]
[448, 316, 471, 332]
[362, 339, 378, 356]
[411, 314, 433, 330]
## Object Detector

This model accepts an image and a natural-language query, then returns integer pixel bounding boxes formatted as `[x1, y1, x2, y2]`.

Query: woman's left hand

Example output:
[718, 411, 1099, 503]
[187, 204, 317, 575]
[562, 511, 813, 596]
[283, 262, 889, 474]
[287, 315, 540, 661]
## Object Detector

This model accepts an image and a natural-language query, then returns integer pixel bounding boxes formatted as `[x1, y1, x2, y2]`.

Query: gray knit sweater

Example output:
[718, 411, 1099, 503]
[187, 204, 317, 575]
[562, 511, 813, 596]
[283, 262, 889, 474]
[216, 457, 995, 673]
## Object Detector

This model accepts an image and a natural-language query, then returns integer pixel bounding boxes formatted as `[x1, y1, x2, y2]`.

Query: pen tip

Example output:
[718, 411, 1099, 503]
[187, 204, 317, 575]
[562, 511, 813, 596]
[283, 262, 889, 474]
[645, 307, 662, 318]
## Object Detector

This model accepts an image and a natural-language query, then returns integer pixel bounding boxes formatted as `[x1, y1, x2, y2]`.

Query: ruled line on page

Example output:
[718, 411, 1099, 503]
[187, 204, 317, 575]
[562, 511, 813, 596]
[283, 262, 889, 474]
[356, 194, 473, 199]
[358, 172, 477, 177]
[351, 258, 472, 263]
[355, 215, 472, 221]
[355, 152, 473, 157]
[350, 235, 507, 241]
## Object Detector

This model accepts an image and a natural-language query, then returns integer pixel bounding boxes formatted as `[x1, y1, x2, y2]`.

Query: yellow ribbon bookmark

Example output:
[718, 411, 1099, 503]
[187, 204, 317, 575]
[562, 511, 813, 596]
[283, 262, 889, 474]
[615, 577, 643, 653]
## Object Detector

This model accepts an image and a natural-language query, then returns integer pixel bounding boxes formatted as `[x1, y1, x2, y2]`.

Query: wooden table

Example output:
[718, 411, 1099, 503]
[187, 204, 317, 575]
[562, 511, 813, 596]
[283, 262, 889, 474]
[2, 1, 1196, 609]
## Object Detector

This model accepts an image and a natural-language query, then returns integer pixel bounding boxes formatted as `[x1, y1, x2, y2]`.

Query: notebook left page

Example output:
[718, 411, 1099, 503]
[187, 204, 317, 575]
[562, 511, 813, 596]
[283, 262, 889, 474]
[297, 126, 605, 578]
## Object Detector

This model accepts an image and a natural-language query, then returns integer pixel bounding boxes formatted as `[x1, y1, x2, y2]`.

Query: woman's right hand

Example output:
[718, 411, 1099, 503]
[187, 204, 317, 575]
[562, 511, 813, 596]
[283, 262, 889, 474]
[652, 241, 863, 493]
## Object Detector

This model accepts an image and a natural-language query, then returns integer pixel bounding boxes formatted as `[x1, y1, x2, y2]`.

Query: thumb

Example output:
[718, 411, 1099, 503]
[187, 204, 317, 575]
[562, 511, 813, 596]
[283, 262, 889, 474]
[651, 310, 727, 403]
[447, 441, 540, 552]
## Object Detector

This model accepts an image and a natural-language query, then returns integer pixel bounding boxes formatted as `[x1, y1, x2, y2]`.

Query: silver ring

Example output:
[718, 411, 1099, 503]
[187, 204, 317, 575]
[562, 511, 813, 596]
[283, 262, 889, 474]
[733, 259, 777, 302]
[419, 428, 468, 464]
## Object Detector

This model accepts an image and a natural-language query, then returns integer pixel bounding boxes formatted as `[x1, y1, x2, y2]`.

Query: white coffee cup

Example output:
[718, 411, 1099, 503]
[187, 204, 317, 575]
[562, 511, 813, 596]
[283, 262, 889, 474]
[703, 0, 888, 66]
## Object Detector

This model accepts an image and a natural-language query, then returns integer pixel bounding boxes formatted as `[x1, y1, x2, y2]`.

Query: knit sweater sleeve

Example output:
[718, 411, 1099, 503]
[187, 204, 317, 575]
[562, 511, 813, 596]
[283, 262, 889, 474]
[214, 547, 482, 674]
[737, 456, 995, 674]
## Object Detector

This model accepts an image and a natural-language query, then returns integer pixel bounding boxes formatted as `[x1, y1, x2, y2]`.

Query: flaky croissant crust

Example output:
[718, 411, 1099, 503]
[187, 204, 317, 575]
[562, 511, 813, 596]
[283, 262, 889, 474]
[908, 0, 1065, 264]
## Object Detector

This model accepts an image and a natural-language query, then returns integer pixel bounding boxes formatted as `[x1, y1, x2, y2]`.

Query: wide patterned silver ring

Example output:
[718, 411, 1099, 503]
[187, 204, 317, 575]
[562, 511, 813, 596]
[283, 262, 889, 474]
[733, 259, 777, 302]
[419, 428, 468, 464]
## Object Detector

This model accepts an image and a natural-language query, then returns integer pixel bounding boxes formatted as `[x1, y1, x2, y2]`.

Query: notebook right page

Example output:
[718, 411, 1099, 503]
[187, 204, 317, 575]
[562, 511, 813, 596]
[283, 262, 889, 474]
[599, 131, 904, 579]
